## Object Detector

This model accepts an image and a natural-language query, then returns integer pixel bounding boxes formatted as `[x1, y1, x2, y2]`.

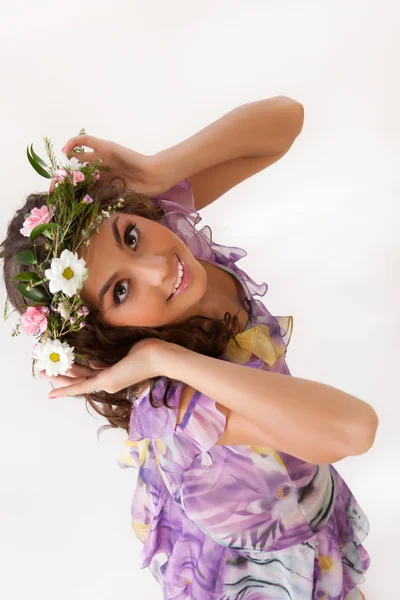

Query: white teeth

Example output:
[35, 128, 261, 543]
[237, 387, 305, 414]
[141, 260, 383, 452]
[174, 263, 184, 290]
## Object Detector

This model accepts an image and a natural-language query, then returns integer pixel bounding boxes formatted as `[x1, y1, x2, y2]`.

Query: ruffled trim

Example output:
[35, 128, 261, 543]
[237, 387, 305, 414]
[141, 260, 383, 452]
[152, 178, 196, 211]
[140, 487, 230, 598]
[311, 465, 371, 598]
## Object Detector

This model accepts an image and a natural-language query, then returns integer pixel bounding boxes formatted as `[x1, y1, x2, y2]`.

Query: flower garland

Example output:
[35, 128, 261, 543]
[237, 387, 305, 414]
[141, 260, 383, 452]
[0, 129, 124, 377]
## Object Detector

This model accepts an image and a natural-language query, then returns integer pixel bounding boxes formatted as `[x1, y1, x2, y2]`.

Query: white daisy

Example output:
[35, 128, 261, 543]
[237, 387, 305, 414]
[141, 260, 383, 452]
[33, 338, 75, 376]
[45, 249, 88, 297]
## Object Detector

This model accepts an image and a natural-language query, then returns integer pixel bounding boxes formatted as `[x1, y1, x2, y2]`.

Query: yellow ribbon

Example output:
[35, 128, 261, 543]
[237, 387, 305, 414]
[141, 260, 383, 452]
[224, 316, 294, 367]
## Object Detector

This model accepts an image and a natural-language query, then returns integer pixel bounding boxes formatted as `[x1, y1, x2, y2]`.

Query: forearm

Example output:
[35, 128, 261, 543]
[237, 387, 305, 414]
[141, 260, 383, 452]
[162, 345, 378, 462]
[154, 96, 304, 184]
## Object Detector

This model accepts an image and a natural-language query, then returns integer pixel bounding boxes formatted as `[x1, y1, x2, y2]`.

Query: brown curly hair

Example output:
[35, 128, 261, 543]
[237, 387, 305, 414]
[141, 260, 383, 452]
[1, 174, 241, 438]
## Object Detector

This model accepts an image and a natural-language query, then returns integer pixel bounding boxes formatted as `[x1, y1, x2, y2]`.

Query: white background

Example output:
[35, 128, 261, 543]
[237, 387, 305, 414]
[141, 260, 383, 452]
[0, 1, 397, 598]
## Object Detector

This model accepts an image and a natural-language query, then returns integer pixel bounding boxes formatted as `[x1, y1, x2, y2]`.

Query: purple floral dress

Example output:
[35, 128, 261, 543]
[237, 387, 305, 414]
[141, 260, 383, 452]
[118, 180, 370, 600]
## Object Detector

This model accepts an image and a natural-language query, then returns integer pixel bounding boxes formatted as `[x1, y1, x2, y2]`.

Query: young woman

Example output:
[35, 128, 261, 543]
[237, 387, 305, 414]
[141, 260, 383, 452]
[2, 97, 374, 599]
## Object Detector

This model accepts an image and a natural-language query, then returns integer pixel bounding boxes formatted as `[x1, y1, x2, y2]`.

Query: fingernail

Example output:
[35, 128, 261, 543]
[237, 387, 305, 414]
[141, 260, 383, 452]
[48, 393, 56, 399]
[62, 146, 66, 153]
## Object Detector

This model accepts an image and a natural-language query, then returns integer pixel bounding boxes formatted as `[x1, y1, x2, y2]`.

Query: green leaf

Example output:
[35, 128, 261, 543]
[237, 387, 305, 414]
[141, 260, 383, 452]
[30, 143, 49, 170]
[26, 144, 52, 179]
[12, 271, 42, 283]
[29, 222, 58, 242]
[16, 283, 47, 303]
[3, 297, 9, 320]
[14, 249, 37, 265]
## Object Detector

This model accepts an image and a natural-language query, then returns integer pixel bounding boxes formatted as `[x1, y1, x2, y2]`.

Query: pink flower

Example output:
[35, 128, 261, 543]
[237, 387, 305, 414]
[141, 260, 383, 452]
[20, 205, 55, 237]
[77, 305, 89, 317]
[20, 306, 48, 336]
[53, 168, 69, 183]
[49, 168, 69, 194]
[82, 194, 94, 204]
[73, 170, 85, 186]
[93, 170, 100, 182]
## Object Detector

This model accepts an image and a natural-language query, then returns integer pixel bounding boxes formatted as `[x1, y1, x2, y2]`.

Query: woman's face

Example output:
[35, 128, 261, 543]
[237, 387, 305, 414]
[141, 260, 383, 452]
[78, 212, 209, 328]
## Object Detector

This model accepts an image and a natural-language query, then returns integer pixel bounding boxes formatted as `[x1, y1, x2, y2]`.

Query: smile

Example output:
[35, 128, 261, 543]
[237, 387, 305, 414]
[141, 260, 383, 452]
[168, 255, 190, 300]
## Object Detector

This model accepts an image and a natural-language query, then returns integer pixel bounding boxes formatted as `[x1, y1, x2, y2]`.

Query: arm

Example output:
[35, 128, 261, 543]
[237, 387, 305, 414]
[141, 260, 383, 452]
[153, 96, 304, 210]
[162, 345, 379, 465]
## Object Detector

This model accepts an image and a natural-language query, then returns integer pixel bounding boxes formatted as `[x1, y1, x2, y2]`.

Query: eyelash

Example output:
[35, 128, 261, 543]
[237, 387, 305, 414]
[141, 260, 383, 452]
[113, 223, 141, 305]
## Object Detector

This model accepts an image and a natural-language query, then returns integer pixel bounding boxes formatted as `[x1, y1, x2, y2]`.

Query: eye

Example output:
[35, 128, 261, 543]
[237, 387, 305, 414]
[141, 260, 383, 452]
[114, 280, 130, 305]
[113, 224, 142, 305]
[125, 223, 141, 251]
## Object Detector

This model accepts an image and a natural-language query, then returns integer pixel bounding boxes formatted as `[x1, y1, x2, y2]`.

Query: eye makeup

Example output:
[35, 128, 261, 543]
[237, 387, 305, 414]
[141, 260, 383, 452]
[113, 223, 141, 306]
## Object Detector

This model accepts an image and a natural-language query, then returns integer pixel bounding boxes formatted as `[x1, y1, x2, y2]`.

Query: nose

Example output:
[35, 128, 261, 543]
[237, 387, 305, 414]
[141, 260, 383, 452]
[133, 254, 174, 296]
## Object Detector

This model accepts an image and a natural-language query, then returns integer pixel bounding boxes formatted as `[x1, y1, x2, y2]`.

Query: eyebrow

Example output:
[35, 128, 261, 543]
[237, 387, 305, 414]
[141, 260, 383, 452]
[98, 216, 123, 307]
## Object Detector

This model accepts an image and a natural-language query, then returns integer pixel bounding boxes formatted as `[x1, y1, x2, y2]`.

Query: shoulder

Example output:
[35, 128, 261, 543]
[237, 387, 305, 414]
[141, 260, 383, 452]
[176, 384, 220, 427]
[177, 383, 276, 448]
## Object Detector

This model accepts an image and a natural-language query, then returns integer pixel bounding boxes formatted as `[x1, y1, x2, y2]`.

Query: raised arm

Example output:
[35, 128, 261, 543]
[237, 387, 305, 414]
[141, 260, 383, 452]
[153, 96, 304, 210]
[161, 344, 379, 465]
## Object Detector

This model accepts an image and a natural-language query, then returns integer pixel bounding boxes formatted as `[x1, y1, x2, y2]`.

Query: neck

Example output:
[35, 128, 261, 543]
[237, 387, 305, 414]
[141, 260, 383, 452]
[197, 259, 241, 322]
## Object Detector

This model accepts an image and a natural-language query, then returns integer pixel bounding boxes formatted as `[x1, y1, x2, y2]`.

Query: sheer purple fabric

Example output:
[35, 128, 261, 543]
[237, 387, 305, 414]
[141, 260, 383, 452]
[118, 179, 370, 599]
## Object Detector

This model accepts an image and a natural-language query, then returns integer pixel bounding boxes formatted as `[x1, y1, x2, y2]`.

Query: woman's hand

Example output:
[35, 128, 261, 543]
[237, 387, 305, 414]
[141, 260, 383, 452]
[62, 134, 172, 197]
[41, 338, 174, 399]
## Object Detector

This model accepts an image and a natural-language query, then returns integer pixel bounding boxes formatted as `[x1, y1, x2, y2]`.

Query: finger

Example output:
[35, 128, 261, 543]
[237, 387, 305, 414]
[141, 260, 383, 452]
[43, 374, 88, 388]
[40, 369, 74, 382]
[62, 135, 100, 154]
[67, 150, 101, 164]
[40, 365, 94, 379]
[48, 376, 105, 399]
[64, 364, 97, 378]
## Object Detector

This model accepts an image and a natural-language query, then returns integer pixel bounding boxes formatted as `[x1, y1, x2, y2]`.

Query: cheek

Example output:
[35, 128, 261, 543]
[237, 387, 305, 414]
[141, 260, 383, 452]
[107, 295, 167, 327]
[133, 293, 167, 322]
